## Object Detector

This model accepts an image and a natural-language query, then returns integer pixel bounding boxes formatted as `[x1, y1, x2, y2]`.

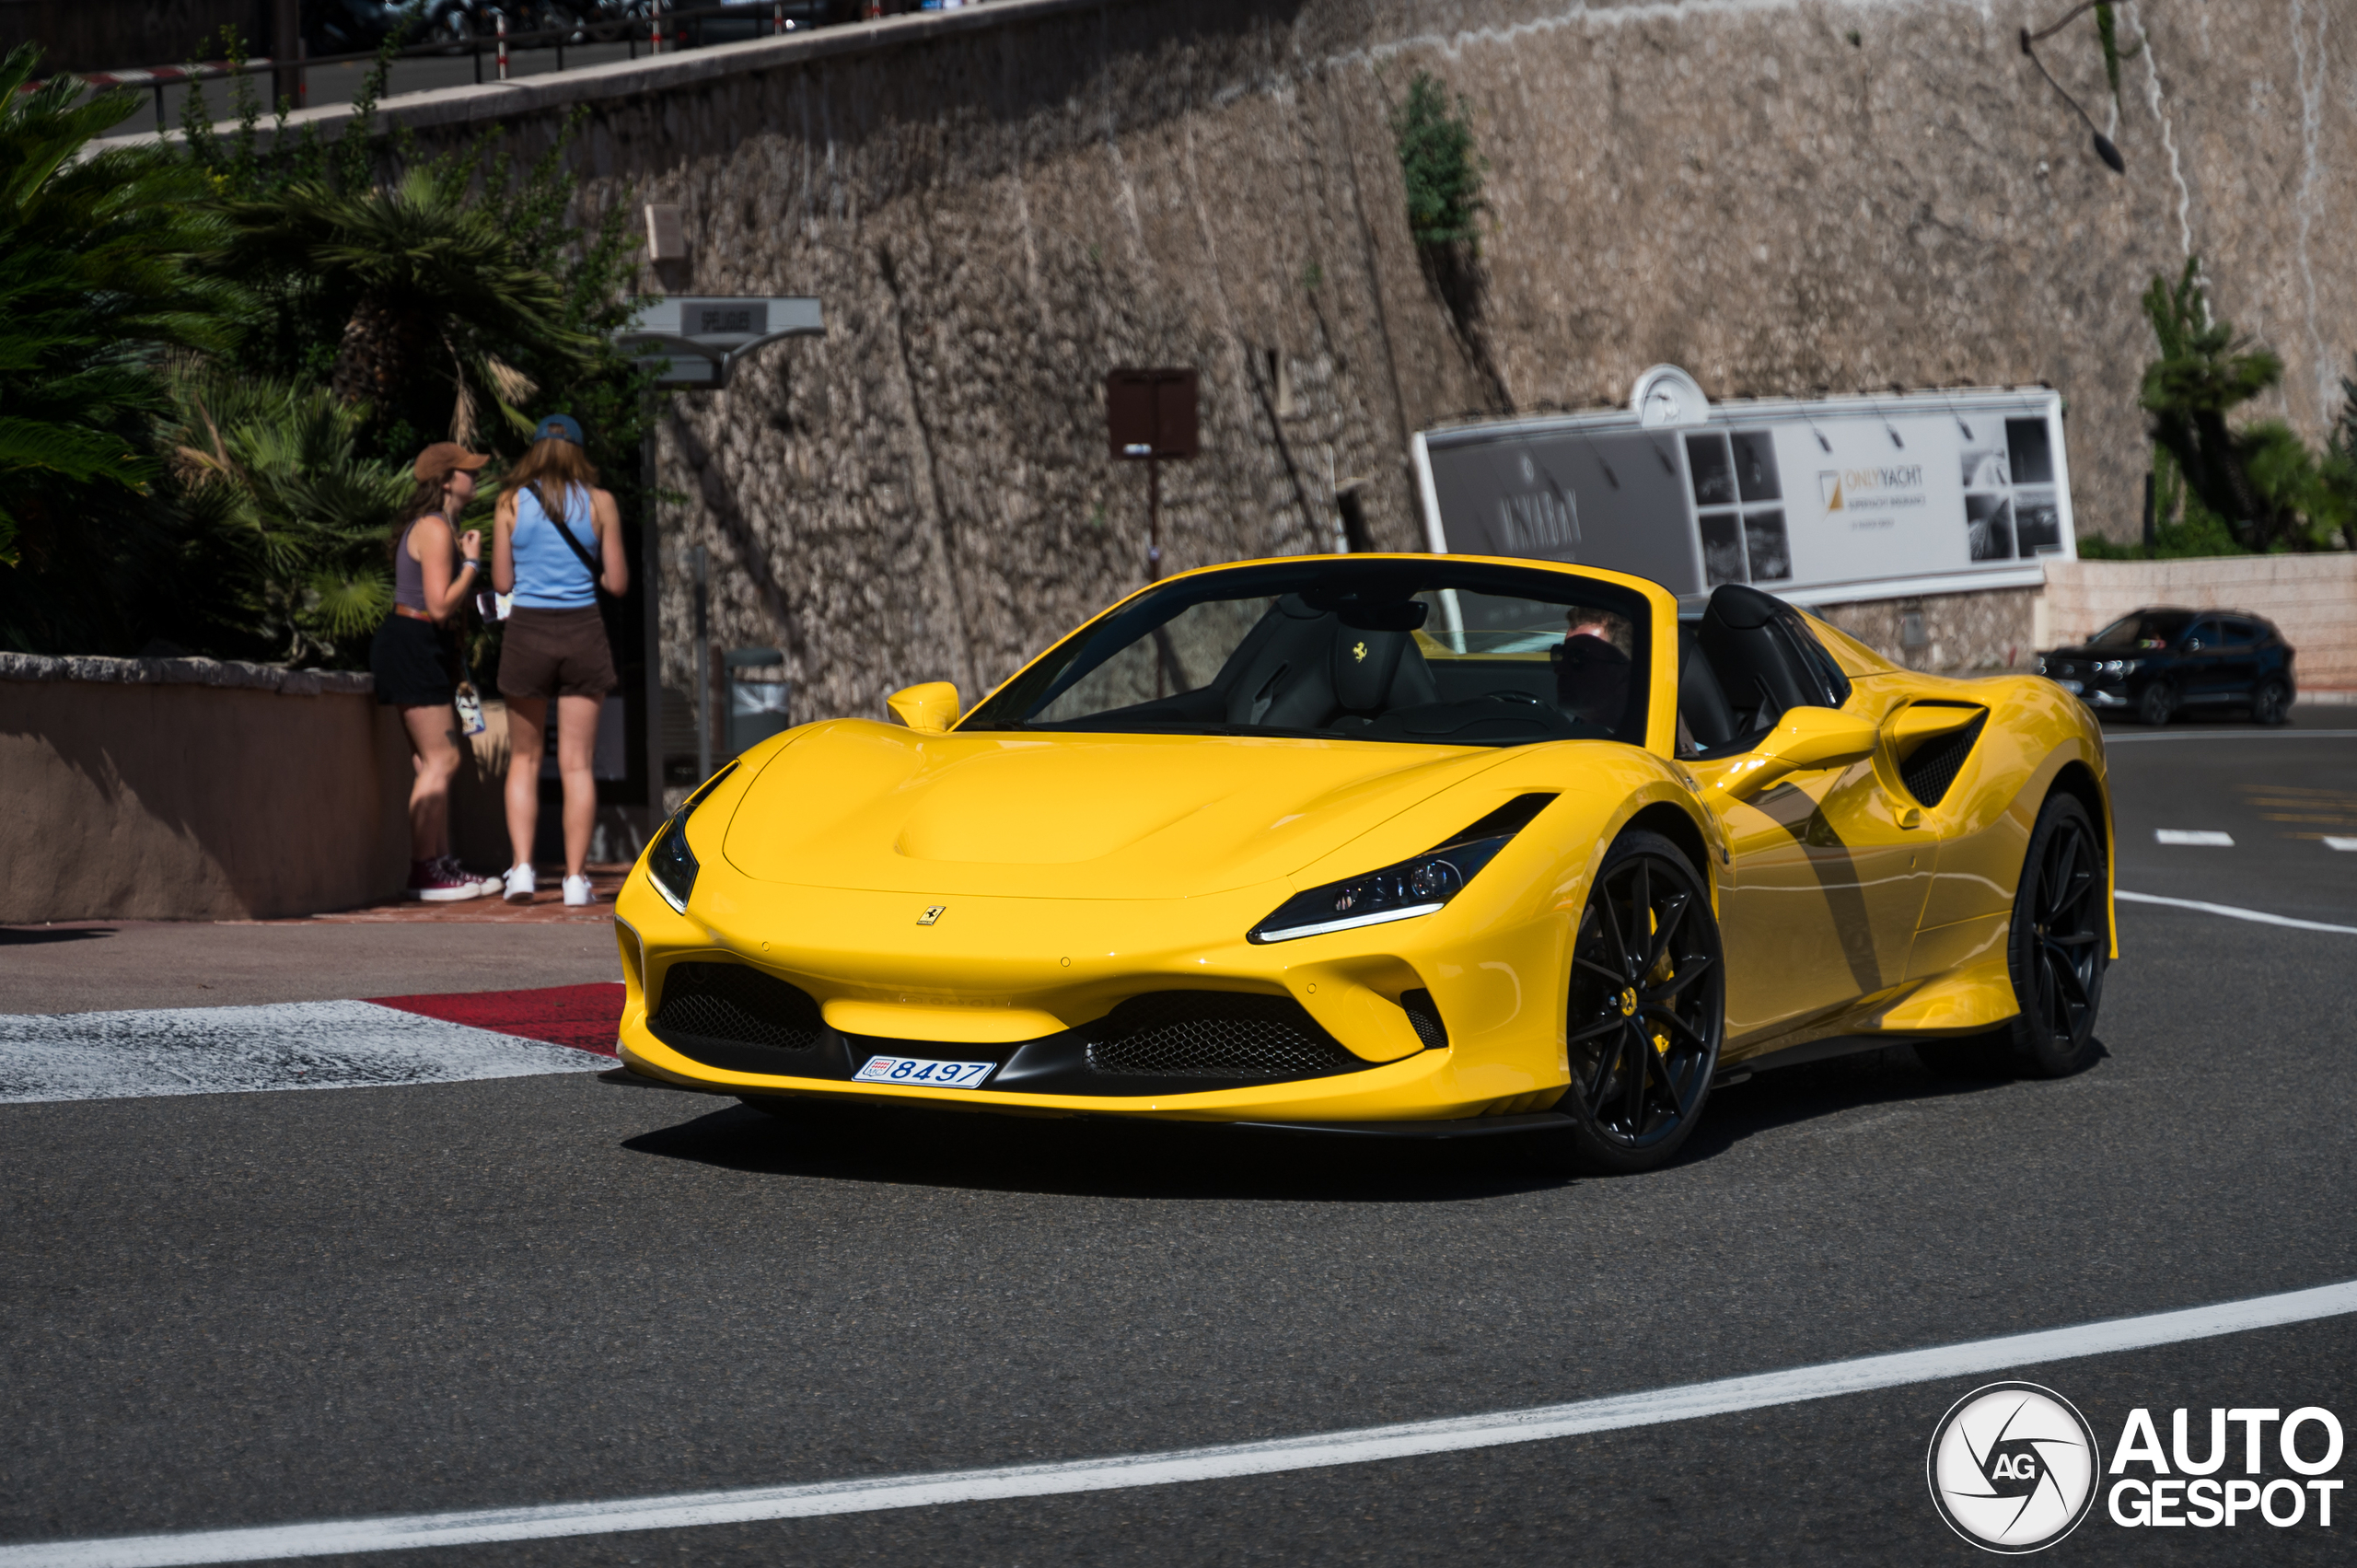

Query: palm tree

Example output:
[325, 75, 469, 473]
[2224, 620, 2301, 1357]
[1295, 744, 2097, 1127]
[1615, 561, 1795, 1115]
[168, 368, 424, 666]
[221, 167, 599, 445]
[0, 42, 232, 645]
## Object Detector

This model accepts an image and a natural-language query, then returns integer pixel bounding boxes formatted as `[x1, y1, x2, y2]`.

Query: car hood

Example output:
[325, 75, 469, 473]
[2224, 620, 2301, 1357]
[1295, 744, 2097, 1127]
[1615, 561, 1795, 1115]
[720, 721, 1524, 900]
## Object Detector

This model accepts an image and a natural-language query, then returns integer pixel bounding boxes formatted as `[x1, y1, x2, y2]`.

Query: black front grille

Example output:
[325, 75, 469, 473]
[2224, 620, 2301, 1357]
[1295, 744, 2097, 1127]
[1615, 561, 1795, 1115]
[650, 962, 828, 1056]
[1084, 992, 1361, 1079]
[1899, 710, 1988, 808]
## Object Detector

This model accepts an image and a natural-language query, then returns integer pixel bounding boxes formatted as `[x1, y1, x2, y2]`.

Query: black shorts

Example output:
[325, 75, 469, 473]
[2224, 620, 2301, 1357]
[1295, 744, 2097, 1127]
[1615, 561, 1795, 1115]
[371, 615, 457, 707]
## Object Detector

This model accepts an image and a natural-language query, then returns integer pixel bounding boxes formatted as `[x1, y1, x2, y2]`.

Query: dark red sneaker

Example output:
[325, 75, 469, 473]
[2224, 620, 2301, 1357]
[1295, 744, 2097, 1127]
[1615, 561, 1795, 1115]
[404, 858, 487, 902]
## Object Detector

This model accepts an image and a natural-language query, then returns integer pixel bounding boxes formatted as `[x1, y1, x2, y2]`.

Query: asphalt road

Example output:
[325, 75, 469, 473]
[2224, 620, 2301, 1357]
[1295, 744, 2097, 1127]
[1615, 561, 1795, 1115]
[4, 712, 2352, 1565]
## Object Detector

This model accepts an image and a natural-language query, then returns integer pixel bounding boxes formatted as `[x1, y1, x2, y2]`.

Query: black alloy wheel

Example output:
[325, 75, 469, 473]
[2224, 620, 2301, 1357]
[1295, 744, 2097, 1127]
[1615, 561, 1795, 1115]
[1554, 830, 1724, 1174]
[2135, 679, 2176, 726]
[2252, 677, 2292, 726]
[1920, 793, 2108, 1080]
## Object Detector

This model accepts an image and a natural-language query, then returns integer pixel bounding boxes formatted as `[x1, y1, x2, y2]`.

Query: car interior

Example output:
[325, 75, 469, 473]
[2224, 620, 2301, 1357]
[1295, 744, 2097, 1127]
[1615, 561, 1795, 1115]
[1676, 584, 1854, 758]
[993, 579, 1857, 757]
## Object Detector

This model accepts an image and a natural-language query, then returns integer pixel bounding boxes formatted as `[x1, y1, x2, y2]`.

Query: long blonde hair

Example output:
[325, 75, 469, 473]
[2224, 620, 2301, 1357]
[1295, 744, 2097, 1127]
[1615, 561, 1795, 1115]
[504, 437, 600, 523]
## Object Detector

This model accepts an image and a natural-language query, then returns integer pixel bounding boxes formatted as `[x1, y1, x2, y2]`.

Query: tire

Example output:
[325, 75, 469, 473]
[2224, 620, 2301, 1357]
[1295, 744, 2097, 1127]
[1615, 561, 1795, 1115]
[2252, 678, 2292, 726]
[1549, 830, 1725, 1175]
[1917, 794, 2108, 1080]
[2135, 679, 2177, 726]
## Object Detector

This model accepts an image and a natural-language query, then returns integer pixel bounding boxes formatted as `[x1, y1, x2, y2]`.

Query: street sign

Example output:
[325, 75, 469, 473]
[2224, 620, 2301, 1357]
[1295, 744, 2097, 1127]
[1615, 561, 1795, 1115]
[615, 296, 825, 388]
[1106, 367, 1199, 459]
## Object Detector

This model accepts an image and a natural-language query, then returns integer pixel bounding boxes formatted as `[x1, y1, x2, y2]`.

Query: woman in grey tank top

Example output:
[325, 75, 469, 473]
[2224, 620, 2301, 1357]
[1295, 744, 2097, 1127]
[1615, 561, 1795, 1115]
[367, 442, 500, 901]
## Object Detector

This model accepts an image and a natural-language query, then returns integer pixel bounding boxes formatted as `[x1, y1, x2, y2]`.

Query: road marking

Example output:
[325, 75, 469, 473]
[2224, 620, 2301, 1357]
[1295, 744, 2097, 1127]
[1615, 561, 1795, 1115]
[2154, 829, 2235, 846]
[0, 1001, 608, 1104]
[2104, 728, 2357, 743]
[2117, 889, 2357, 935]
[6, 1278, 2355, 1567]
[2326, 836, 2357, 852]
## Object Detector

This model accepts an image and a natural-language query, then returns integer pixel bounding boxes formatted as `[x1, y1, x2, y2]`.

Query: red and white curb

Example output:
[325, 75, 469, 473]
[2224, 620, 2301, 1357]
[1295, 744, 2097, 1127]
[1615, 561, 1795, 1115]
[0, 985, 622, 1105]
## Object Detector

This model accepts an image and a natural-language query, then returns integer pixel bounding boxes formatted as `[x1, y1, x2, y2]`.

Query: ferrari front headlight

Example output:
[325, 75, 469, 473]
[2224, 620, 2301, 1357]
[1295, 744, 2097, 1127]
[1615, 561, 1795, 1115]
[1248, 794, 1556, 945]
[646, 761, 739, 914]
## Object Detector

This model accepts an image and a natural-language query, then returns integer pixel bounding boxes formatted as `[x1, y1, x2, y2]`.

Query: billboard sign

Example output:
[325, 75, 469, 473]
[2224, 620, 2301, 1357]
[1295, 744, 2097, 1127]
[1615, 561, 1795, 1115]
[1411, 369, 2076, 607]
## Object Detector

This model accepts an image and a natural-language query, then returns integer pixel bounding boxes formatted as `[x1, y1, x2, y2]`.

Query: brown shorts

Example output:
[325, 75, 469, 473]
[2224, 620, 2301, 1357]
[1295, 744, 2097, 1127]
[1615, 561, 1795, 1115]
[499, 605, 617, 701]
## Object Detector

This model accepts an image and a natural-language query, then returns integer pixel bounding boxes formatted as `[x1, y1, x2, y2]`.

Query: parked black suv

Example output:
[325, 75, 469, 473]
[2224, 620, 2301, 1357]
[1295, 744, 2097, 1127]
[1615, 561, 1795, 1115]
[2038, 606, 2295, 725]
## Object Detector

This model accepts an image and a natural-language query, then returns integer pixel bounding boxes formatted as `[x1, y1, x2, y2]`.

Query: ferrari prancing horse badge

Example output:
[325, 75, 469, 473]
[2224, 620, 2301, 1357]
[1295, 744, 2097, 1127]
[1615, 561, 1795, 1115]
[918, 906, 946, 925]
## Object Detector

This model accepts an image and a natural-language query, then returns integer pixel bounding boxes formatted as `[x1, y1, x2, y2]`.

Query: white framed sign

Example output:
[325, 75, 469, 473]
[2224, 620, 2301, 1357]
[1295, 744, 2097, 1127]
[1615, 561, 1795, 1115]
[1411, 377, 2076, 607]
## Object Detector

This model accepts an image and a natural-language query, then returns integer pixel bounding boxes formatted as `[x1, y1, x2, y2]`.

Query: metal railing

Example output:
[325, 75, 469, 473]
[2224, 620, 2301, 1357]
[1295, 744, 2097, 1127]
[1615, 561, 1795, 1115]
[24, 2, 913, 134]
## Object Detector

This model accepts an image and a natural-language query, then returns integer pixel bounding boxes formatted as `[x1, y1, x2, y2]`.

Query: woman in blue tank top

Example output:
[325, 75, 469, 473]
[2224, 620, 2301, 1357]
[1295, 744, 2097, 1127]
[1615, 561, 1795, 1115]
[492, 413, 630, 906]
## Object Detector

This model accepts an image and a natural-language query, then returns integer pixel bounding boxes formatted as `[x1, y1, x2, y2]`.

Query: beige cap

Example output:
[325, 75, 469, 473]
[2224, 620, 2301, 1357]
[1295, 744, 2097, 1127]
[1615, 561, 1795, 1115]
[413, 442, 492, 483]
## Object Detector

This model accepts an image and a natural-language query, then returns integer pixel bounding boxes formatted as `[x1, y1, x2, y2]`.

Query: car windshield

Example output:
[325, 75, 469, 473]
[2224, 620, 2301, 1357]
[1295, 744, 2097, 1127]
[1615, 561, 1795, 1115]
[2087, 610, 2192, 649]
[961, 560, 1653, 748]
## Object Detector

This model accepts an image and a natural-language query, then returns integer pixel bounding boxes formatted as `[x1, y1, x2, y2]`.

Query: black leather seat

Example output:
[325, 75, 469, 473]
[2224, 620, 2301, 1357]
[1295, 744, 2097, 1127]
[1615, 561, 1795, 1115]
[1682, 584, 1837, 754]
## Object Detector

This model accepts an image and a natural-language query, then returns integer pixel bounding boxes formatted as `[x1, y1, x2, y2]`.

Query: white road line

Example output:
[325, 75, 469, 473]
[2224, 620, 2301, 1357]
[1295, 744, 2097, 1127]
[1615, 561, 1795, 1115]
[2117, 889, 2357, 935]
[2325, 836, 2357, 852]
[2104, 728, 2357, 743]
[2154, 829, 2235, 846]
[7, 1279, 2355, 1568]
[0, 1002, 606, 1104]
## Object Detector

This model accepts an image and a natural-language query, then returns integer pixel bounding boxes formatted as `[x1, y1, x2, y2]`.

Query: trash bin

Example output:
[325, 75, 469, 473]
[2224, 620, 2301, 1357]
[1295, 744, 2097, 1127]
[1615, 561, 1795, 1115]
[725, 647, 792, 759]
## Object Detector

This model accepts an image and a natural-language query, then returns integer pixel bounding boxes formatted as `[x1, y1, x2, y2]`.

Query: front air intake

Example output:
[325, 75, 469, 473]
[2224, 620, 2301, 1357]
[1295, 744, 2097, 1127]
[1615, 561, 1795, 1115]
[649, 962, 829, 1059]
[1899, 710, 1988, 807]
[1084, 992, 1362, 1079]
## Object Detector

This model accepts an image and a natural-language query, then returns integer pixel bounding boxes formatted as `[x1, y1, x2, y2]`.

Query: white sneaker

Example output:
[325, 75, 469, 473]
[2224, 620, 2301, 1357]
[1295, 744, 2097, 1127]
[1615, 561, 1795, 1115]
[503, 865, 537, 904]
[563, 874, 595, 906]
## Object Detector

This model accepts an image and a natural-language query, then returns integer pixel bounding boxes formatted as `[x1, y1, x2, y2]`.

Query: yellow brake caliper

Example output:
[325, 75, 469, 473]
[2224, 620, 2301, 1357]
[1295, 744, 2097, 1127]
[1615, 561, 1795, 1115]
[1644, 907, 1674, 1055]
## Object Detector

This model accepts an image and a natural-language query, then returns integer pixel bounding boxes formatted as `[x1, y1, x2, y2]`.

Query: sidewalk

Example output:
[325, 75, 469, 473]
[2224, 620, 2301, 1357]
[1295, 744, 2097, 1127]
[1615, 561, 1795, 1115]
[1, 864, 632, 1015]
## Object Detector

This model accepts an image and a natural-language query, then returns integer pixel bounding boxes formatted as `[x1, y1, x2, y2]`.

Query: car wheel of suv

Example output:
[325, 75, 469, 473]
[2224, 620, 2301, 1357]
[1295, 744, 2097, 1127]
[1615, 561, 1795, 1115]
[1549, 830, 1724, 1176]
[2135, 679, 2177, 726]
[1918, 793, 2107, 1081]
[2252, 677, 2292, 726]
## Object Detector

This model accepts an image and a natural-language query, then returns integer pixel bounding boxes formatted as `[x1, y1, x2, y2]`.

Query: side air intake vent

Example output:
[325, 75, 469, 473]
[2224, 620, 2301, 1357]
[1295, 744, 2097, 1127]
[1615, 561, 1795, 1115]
[1085, 993, 1362, 1079]
[649, 962, 828, 1057]
[1399, 988, 1449, 1051]
[1899, 711, 1988, 807]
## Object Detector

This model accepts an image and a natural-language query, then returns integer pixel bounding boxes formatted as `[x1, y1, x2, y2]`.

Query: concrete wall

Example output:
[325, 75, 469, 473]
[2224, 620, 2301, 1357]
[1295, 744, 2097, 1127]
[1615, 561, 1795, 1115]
[115, 0, 2357, 729]
[0, 656, 412, 923]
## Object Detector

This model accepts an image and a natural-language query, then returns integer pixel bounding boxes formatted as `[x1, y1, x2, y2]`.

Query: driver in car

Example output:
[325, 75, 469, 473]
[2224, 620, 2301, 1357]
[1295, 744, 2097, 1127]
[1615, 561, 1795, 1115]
[1553, 609, 1632, 731]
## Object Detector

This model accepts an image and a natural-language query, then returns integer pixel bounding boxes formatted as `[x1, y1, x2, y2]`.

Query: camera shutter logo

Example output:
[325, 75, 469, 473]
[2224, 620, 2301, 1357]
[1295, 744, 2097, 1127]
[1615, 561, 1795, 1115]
[1926, 1382, 2101, 1553]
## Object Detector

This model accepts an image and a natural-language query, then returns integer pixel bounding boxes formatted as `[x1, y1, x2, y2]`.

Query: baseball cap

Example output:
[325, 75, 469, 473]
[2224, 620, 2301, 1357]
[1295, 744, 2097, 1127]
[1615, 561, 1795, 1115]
[534, 413, 586, 447]
[413, 442, 491, 482]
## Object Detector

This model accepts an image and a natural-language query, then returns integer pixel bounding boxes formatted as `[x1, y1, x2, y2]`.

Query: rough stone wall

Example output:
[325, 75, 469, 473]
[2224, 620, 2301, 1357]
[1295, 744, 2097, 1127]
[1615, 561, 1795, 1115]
[228, 0, 2356, 732]
[1815, 587, 2043, 678]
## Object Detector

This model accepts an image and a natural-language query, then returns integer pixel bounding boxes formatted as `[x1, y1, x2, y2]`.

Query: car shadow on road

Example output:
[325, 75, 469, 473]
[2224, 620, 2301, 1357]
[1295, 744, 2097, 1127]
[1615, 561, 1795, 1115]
[620, 1097, 1573, 1203]
[1667, 1041, 2109, 1167]
[620, 1041, 2107, 1199]
[0, 925, 117, 947]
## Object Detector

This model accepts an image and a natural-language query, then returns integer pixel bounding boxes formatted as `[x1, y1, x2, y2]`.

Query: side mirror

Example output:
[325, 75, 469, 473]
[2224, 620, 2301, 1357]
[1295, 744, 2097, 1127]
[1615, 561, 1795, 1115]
[1715, 705, 1878, 801]
[887, 681, 962, 733]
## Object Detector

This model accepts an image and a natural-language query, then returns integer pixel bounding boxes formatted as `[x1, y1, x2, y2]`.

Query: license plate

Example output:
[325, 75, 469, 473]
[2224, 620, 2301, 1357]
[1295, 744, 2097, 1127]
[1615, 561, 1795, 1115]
[853, 1055, 995, 1088]
[2057, 679, 2083, 694]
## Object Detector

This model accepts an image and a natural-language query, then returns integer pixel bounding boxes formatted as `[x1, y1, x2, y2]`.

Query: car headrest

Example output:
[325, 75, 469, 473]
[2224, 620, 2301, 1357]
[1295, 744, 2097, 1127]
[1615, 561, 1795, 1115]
[1698, 584, 1817, 728]
[1332, 627, 1411, 714]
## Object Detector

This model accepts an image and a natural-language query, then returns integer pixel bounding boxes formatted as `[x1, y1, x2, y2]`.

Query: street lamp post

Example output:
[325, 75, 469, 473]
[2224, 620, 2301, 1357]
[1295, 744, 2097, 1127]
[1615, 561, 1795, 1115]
[611, 295, 824, 824]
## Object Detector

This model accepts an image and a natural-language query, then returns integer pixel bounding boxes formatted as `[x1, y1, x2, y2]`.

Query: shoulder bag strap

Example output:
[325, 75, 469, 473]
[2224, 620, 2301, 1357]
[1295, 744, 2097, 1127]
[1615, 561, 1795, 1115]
[536, 487, 609, 600]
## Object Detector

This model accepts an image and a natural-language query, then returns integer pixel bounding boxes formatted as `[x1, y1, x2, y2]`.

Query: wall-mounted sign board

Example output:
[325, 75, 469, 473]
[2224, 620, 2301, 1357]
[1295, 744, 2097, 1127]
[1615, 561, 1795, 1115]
[1106, 368, 1200, 459]
[1411, 370, 2077, 608]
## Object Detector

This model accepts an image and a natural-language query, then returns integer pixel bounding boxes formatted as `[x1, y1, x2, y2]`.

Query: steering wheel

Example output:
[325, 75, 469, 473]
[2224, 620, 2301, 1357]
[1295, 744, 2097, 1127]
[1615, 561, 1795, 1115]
[1484, 689, 1545, 705]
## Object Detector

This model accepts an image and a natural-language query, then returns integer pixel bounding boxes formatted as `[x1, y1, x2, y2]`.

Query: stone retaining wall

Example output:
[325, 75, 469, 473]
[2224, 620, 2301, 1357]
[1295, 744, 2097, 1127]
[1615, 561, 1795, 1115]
[109, 0, 2357, 726]
[0, 655, 412, 923]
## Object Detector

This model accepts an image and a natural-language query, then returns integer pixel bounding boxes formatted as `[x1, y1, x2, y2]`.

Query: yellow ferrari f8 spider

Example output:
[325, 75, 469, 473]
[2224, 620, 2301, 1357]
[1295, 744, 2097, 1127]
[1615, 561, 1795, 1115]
[611, 556, 2114, 1172]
